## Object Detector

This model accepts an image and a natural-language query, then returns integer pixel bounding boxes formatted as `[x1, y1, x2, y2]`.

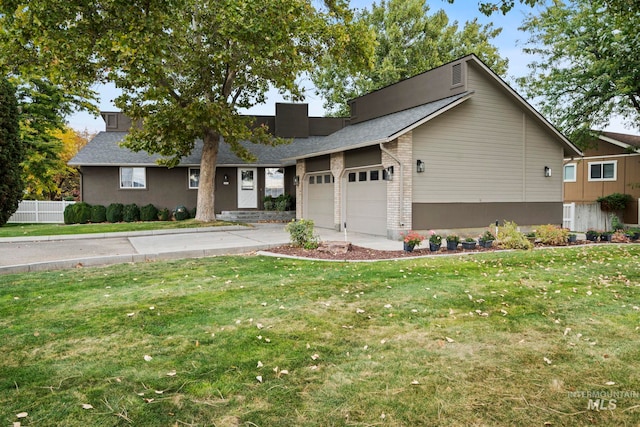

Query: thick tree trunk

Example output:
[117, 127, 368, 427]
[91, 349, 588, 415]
[195, 129, 220, 222]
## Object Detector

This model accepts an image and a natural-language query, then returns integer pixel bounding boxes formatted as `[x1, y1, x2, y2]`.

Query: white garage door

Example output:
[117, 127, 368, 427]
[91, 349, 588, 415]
[345, 168, 387, 235]
[305, 173, 334, 229]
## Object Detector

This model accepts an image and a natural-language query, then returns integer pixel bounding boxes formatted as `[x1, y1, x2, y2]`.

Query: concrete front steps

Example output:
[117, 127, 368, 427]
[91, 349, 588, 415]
[217, 210, 295, 223]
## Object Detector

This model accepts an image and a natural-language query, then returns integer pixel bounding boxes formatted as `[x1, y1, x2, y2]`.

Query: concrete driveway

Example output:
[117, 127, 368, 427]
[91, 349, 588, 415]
[0, 223, 399, 275]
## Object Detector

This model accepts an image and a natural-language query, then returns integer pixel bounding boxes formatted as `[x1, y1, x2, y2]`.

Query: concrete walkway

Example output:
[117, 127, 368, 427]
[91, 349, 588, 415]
[0, 223, 401, 275]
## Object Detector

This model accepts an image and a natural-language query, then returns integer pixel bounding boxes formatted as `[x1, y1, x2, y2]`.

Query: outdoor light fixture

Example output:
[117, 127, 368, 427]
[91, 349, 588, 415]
[544, 166, 551, 177]
[293, 175, 300, 186]
[384, 166, 394, 181]
[417, 159, 425, 173]
[223, 174, 229, 185]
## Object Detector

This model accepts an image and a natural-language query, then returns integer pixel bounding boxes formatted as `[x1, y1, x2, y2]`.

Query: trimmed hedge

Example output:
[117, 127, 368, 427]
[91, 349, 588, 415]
[123, 203, 140, 222]
[158, 208, 171, 221]
[64, 202, 92, 224]
[106, 203, 124, 223]
[140, 204, 158, 222]
[90, 205, 107, 223]
[174, 205, 190, 221]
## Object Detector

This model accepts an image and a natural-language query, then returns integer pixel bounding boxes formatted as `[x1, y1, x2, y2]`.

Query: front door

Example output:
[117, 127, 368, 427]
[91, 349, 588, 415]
[237, 168, 258, 208]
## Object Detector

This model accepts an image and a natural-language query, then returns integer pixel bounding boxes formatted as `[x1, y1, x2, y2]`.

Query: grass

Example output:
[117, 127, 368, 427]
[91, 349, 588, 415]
[0, 219, 238, 238]
[1, 245, 640, 426]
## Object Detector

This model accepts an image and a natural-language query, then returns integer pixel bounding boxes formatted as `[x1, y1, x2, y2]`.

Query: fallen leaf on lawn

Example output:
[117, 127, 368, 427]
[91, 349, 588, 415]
[143, 355, 153, 362]
[149, 306, 155, 310]
[311, 354, 320, 360]
[356, 308, 365, 314]
[280, 370, 289, 375]
[155, 390, 164, 394]
[256, 376, 263, 383]
[605, 381, 616, 385]
[13, 422, 20, 427]
[81, 404, 93, 409]
[16, 413, 28, 419]
[586, 291, 592, 296]
[166, 370, 177, 377]
[445, 337, 455, 343]
[411, 380, 420, 385]
[144, 398, 154, 403]
[257, 361, 264, 368]
[256, 323, 264, 329]
[563, 327, 571, 336]
[127, 312, 135, 317]
[543, 357, 552, 365]
[384, 304, 392, 308]
[265, 338, 271, 343]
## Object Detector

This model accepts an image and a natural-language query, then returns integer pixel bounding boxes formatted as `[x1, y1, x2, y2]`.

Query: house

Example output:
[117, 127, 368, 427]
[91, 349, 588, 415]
[70, 54, 582, 239]
[563, 131, 640, 230]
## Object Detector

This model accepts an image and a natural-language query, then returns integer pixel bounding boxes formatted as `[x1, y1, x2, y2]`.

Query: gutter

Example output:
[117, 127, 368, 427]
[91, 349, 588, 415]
[379, 142, 404, 227]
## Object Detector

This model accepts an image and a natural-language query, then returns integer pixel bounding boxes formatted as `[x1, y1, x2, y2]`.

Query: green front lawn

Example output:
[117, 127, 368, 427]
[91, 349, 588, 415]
[2, 245, 639, 426]
[0, 219, 237, 238]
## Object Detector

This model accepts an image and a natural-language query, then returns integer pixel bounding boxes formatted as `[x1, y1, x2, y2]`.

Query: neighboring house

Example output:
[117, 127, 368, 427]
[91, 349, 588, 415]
[70, 54, 582, 239]
[563, 131, 640, 230]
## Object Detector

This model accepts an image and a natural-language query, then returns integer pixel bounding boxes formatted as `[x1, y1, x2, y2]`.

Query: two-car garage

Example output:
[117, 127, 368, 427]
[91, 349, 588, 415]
[304, 167, 387, 236]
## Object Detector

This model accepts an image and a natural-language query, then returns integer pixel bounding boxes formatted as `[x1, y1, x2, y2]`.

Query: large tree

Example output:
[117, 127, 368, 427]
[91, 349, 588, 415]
[0, 77, 24, 226]
[313, 0, 508, 116]
[1, 0, 373, 221]
[518, 0, 640, 147]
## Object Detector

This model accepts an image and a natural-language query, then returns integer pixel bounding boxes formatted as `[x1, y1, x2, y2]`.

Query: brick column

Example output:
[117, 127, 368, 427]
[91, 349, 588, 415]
[382, 132, 413, 240]
[330, 152, 345, 231]
[295, 160, 305, 220]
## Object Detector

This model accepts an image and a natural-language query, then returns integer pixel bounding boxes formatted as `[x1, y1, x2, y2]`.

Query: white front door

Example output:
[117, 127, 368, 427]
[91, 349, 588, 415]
[237, 168, 258, 208]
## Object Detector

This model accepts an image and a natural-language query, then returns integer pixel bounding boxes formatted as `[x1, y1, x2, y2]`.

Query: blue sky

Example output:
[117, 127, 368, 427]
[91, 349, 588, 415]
[67, 0, 631, 134]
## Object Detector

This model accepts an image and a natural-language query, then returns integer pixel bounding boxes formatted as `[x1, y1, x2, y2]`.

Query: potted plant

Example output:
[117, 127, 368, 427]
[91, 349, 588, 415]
[600, 231, 613, 242]
[525, 231, 536, 243]
[461, 237, 477, 250]
[428, 231, 442, 252]
[446, 234, 460, 251]
[585, 229, 599, 242]
[478, 230, 495, 248]
[568, 233, 577, 243]
[402, 230, 425, 252]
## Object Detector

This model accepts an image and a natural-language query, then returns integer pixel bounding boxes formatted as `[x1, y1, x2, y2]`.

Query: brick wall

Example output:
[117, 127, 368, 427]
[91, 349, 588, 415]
[382, 132, 413, 239]
[330, 152, 345, 231]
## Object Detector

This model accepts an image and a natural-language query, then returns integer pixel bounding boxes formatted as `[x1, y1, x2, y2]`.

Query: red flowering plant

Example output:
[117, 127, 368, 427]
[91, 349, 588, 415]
[402, 230, 425, 247]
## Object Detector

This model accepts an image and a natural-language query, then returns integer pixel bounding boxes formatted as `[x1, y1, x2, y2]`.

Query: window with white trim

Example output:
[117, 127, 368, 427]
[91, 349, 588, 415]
[265, 168, 284, 197]
[563, 164, 576, 182]
[588, 161, 617, 181]
[120, 167, 146, 189]
[189, 168, 200, 189]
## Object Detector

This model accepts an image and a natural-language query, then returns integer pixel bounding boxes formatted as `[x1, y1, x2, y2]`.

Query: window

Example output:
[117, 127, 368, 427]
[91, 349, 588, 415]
[189, 168, 200, 189]
[359, 171, 367, 182]
[324, 174, 332, 184]
[120, 167, 146, 189]
[563, 164, 576, 182]
[588, 161, 617, 181]
[309, 176, 315, 184]
[265, 168, 284, 197]
[370, 170, 379, 181]
[348, 172, 356, 182]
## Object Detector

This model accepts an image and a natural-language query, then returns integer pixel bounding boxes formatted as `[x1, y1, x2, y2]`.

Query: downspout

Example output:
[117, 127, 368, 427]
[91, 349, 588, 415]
[379, 142, 404, 227]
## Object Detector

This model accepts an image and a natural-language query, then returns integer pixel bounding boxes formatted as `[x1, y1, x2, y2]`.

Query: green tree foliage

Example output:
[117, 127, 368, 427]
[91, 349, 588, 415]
[445, 0, 543, 15]
[312, 0, 508, 116]
[518, 0, 640, 147]
[0, 77, 24, 226]
[1, 0, 374, 222]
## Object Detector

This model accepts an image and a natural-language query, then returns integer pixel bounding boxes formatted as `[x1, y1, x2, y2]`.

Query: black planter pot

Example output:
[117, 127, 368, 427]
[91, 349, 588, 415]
[446, 241, 458, 251]
[461, 241, 477, 250]
[403, 242, 415, 252]
[479, 240, 493, 248]
[568, 235, 577, 243]
[586, 234, 598, 242]
[429, 242, 441, 252]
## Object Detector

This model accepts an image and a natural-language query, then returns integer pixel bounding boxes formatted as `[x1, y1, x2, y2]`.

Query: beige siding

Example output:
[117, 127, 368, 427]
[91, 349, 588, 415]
[524, 117, 563, 201]
[412, 62, 564, 204]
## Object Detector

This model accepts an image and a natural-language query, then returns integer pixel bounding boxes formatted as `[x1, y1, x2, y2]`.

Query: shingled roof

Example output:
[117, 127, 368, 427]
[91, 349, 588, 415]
[69, 92, 473, 167]
[600, 131, 640, 148]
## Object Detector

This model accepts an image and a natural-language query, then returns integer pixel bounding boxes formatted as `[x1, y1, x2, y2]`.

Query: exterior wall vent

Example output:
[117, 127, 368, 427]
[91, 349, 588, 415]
[104, 113, 118, 129]
[452, 63, 462, 86]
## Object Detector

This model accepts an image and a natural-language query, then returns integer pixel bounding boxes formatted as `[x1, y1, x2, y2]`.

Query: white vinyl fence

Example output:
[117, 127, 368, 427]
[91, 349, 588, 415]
[7, 200, 75, 223]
